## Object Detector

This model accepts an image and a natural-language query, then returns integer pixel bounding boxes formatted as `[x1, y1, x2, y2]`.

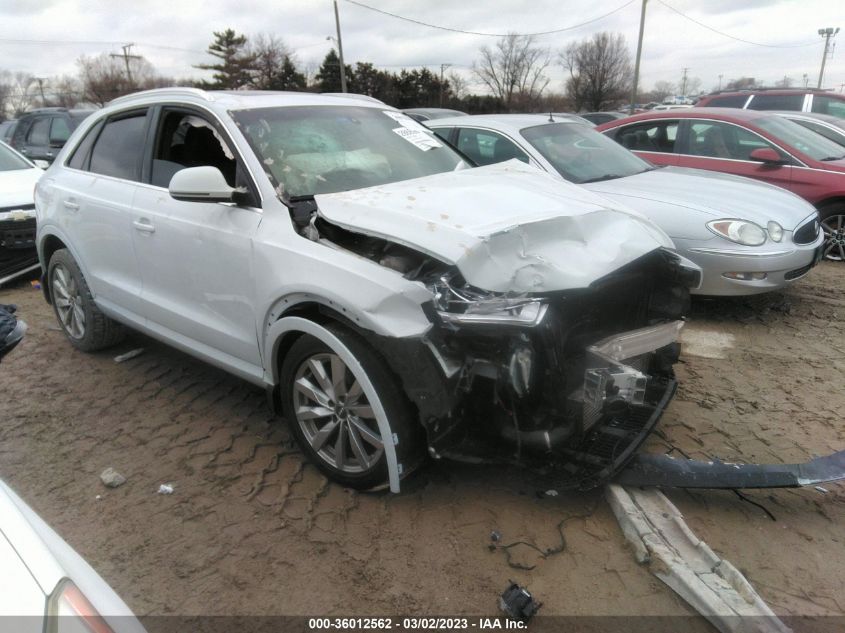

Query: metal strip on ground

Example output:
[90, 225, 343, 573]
[606, 484, 792, 633]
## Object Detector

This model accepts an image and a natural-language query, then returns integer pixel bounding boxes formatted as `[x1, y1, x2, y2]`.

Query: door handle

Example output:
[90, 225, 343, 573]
[133, 219, 155, 234]
[63, 200, 80, 212]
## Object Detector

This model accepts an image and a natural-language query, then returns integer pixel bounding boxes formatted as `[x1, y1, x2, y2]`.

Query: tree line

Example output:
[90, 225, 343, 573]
[0, 27, 765, 120]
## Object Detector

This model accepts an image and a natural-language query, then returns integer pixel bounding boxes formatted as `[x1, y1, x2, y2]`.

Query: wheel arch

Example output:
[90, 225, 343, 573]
[38, 231, 71, 305]
[816, 196, 845, 213]
[267, 315, 403, 493]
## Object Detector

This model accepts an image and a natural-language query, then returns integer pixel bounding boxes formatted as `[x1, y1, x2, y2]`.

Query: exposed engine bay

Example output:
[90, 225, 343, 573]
[292, 202, 698, 489]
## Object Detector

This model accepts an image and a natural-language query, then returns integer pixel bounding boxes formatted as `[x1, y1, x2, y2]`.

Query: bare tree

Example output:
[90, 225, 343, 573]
[561, 32, 632, 111]
[250, 33, 303, 89]
[77, 53, 165, 105]
[774, 76, 793, 88]
[447, 71, 469, 100]
[652, 80, 676, 101]
[47, 75, 83, 108]
[473, 33, 550, 110]
[2, 71, 38, 116]
[725, 77, 757, 90]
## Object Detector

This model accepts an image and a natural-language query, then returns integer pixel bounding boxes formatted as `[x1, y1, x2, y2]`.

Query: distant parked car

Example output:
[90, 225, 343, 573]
[579, 112, 628, 125]
[597, 108, 845, 261]
[0, 141, 43, 285]
[429, 114, 822, 295]
[9, 107, 94, 164]
[770, 111, 845, 148]
[402, 107, 467, 122]
[0, 120, 17, 143]
[652, 104, 693, 111]
[0, 479, 145, 632]
[696, 88, 845, 119]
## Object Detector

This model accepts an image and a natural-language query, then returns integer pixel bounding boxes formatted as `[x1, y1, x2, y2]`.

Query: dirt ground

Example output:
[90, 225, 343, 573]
[1, 262, 843, 628]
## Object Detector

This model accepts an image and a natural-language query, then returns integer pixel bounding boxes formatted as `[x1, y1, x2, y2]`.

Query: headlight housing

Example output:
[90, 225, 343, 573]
[767, 221, 783, 242]
[706, 219, 767, 246]
[430, 276, 547, 326]
[47, 580, 116, 633]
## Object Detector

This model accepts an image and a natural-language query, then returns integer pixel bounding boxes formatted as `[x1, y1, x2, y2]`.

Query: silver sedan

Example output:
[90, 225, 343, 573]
[428, 114, 824, 296]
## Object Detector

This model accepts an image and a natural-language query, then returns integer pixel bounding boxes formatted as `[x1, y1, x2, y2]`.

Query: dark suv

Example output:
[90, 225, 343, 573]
[10, 108, 94, 164]
[696, 89, 845, 119]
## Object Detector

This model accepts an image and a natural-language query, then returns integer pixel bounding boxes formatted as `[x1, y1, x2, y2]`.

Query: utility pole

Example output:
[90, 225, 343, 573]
[35, 78, 46, 106]
[681, 67, 689, 97]
[439, 63, 452, 107]
[803, 73, 809, 87]
[629, 0, 647, 114]
[817, 27, 840, 89]
[110, 43, 141, 87]
[333, 0, 347, 93]
[718, 74, 723, 90]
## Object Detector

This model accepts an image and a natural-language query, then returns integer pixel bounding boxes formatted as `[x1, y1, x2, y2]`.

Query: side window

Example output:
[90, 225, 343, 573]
[811, 96, 845, 119]
[707, 95, 750, 108]
[615, 121, 678, 153]
[151, 111, 237, 188]
[747, 94, 804, 111]
[684, 121, 778, 161]
[795, 119, 845, 146]
[456, 128, 529, 166]
[432, 127, 452, 142]
[67, 120, 104, 170]
[49, 117, 72, 144]
[89, 111, 148, 181]
[27, 118, 50, 146]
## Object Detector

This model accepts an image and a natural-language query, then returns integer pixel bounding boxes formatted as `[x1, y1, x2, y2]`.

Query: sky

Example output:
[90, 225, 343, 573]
[0, 0, 842, 96]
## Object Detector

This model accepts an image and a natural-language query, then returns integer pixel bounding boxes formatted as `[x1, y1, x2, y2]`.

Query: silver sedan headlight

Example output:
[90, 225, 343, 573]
[767, 221, 783, 242]
[706, 219, 767, 246]
[430, 276, 548, 326]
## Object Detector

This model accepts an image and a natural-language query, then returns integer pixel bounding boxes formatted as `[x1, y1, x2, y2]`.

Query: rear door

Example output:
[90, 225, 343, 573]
[605, 119, 681, 166]
[131, 106, 262, 368]
[674, 119, 795, 191]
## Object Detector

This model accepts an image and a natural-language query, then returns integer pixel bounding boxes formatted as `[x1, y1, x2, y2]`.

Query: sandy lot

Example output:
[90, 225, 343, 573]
[1, 263, 843, 628]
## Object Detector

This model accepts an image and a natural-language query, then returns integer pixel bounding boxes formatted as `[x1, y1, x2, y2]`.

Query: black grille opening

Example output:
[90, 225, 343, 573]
[793, 217, 820, 245]
[785, 264, 812, 281]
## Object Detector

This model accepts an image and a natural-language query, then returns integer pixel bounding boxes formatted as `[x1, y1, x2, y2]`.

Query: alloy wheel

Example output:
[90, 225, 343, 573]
[52, 263, 86, 339]
[292, 352, 384, 474]
[821, 214, 845, 262]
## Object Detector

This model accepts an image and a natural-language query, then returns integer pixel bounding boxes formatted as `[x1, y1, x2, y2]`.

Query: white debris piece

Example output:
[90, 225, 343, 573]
[157, 484, 174, 495]
[606, 484, 792, 633]
[99, 468, 126, 488]
[544, 489, 559, 497]
[815, 486, 829, 494]
[114, 348, 145, 363]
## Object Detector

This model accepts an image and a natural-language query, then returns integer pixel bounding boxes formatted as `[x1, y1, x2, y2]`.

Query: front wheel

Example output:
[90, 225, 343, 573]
[279, 324, 422, 490]
[819, 202, 845, 262]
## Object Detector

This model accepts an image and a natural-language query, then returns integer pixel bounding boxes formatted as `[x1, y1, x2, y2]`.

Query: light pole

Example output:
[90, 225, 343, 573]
[718, 74, 723, 90]
[439, 63, 452, 107]
[817, 27, 840, 89]
[630, 0, 648, 114]
[333, 0, 347, 93]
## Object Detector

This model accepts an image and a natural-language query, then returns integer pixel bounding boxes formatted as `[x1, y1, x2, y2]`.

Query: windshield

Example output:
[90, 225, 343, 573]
[520, 122, 652, 183]
[755, 116, 845, 161]
[231, 106, 468, 197]
[0, 142, 32, 171]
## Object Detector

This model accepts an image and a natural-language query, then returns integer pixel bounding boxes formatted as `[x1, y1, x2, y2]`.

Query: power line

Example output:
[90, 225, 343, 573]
[0, 37, 206, 55]
[343, 0, 636, 37]
[656, 0, 821, 48]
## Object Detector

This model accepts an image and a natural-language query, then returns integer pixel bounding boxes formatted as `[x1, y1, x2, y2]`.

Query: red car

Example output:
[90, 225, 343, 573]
[597, 108, 845, 261]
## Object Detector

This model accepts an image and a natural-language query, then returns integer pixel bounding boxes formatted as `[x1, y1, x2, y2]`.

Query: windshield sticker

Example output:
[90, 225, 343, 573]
[392, 126, 442, 151]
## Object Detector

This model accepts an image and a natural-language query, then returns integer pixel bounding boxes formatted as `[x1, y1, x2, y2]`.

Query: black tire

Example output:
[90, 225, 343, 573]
[47, 248, 126, 352]
[280, 323, 423, 490]
[819, 202, 845, 262]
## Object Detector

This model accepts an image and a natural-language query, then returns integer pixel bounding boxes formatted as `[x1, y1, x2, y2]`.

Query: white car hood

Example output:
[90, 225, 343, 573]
[0, 168, 41, 215]
[315, 161, 673, 293]
[586, 166, 816, 229]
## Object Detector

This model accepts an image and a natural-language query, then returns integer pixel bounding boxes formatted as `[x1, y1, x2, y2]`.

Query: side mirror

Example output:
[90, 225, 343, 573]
[169, 166, 235, 203]
[749, 147, 785, 165]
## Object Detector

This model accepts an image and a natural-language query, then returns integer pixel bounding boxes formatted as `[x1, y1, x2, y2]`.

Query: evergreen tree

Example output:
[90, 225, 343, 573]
[315, 49, 353, 93]
[195, 29, 256, 89]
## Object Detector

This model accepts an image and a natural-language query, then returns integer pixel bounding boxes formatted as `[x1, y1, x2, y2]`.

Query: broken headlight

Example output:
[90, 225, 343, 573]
[430, 276, 548, 326]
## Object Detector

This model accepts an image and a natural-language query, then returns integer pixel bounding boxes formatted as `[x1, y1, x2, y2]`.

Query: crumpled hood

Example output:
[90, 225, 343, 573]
[586, 166, 817, 230]
[0, 168, 41, 212]
[315, 161, 674, 293]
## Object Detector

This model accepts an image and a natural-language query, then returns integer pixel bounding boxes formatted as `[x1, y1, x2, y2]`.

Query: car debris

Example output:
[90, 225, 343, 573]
[0, 303, 26, 362]
[499, 582, 541, 623]
[113, 348, 145, 363]
[99, 468, 126, 488]
[615, 449, 845, 489]
[156, 484, 174, 495]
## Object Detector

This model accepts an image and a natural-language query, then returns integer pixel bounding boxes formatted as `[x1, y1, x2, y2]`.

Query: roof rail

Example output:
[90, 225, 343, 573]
[321, 92, 387, 105]
[108, 87, 213, 106]
[703, 87, 834, 96]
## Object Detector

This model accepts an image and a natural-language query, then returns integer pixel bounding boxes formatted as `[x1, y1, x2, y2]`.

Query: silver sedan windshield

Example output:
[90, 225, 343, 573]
[521, 122, 652, 184]
[232, 106, 468, 197]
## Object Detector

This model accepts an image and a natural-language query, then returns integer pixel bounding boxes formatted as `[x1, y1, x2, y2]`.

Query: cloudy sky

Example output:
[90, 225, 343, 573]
[1, 0, 842, 95]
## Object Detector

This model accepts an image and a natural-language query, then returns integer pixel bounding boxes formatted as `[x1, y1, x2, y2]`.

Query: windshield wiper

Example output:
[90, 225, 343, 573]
[579, 174, 625, 183]
[820, 155, 845, 161]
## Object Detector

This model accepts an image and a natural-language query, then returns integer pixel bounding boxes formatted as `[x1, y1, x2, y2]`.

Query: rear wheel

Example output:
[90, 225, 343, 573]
[280, 324, 422, 490]
[48, 249, 126, 351]
[819, 202, 845, 262]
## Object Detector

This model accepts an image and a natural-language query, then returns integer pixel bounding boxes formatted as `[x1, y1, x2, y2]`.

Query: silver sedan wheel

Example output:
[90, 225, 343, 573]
[52, 263, 86, 339]
[292, 352, 384, 474]
[822, 214, 845, 262]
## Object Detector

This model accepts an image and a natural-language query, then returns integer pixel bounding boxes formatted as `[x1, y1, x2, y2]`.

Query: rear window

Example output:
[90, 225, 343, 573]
[88, 112, 148, 181]
[811, 96, 845, 119]
[747, 94, 804, 111]
[705, 95, 749, 108]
